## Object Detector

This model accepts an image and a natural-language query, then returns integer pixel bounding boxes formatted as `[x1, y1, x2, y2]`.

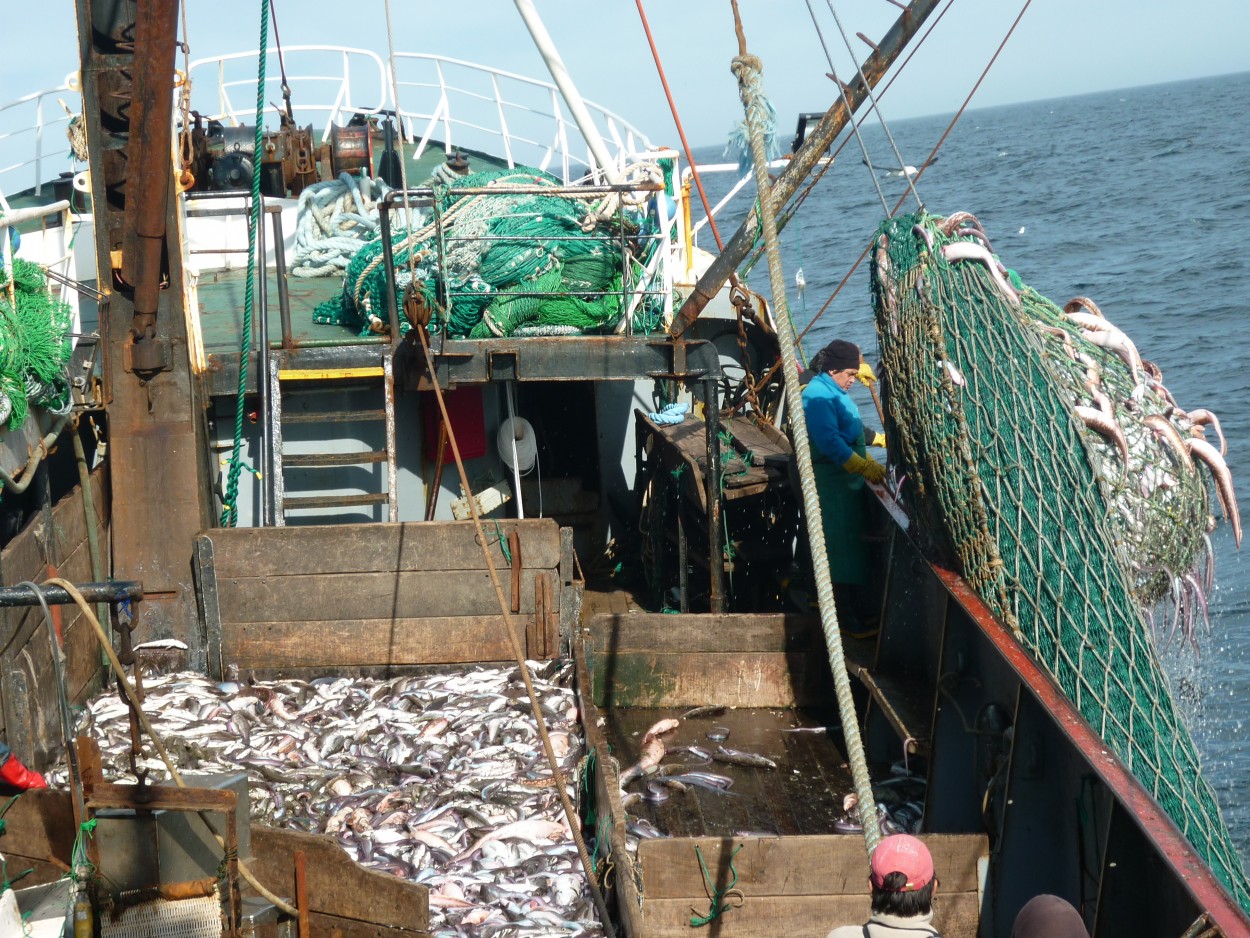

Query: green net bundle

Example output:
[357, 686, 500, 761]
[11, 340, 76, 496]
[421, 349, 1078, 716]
[314, 166, 666, 339]
[0, 257, 73, 430]
[872, 210, 1250, 912]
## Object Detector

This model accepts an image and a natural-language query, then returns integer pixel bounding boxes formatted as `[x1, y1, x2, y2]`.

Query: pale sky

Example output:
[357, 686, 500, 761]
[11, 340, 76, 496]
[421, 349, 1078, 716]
[3, 0, 1247, 153]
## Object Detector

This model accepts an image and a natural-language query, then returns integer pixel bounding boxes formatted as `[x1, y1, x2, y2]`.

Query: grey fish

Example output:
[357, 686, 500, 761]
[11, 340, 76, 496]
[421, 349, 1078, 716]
[680, 705, 727, 719]
[661, 772, 735, 792]
[712, 746, 777, 770]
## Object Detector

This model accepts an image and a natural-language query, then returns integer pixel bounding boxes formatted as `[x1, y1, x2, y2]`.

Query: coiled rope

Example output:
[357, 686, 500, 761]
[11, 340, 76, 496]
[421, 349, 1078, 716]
[728, 1, 880, 854]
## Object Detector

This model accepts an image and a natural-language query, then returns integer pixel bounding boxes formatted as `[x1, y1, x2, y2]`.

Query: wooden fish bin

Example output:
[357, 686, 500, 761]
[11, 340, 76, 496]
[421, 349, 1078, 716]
[194, 518, 579, 677]
[576, 610, 988, 938]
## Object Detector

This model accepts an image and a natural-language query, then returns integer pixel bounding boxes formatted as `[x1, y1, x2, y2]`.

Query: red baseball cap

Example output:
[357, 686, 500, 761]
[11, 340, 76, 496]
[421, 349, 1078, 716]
[870, 834, 934, 892]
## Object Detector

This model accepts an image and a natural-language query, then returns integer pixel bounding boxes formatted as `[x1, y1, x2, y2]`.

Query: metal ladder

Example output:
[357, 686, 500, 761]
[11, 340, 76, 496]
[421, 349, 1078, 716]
[268, 354, 398, 525]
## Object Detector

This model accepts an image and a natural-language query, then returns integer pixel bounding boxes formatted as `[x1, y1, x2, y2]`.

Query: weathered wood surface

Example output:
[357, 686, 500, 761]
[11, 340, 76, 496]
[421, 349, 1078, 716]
[573, 640, 643, 938]
[217, 570, 547, 621]
[0, 465, 110, 768]
[639, 892, 980, 938]
[207, 520, 561, 577]
[249, 825, 429, 933]
[203, 519, 566, 672]
[636, 834, 985, 937]
[639, 834, 984, 897]
[0, 788, 75, 884]
[225, 616, 529, 669]
[586, 613, 830, 708]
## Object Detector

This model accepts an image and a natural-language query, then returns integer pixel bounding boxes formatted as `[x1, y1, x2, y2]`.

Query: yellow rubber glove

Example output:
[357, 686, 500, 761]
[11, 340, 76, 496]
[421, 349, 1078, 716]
[857, 361, 877, 385]
[843, 452, 886, 484]
[869, 430, 887, 448]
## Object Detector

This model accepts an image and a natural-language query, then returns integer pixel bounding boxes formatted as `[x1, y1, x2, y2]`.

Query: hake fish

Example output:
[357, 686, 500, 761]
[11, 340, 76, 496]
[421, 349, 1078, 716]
[712, 746, 778, 770]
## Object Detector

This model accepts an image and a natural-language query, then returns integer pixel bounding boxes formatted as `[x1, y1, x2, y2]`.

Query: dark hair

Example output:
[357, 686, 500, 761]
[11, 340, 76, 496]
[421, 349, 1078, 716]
[871, 871, 935, 917]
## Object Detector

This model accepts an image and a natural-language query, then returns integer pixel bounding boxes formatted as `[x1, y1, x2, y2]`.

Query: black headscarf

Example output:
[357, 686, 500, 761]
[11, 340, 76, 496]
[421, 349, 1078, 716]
[810, 339, 860, 374]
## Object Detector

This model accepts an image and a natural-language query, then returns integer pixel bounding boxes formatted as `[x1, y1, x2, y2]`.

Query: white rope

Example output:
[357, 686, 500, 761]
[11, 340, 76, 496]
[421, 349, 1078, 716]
[290, 173, 411, 278]
[733, 50, 881, 855]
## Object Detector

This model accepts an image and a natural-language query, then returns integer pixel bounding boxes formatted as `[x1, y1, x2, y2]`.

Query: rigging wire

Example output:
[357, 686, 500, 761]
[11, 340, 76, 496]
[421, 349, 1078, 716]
[795, 0, 1035, 347]
[737, 0, 955, 288]
[634, 0, 725, 251]
[736, 0, 1027, 398]
[824, 0, 925, 211]
[802, 0, 891, 217]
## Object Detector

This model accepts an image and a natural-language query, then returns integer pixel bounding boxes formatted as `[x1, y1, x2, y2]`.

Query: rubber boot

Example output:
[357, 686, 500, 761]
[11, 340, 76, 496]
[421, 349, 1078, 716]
[0, 753, 47, 789]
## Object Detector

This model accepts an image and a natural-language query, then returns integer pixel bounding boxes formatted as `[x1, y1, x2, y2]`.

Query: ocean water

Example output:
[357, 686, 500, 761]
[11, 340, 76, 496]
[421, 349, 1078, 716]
[692, 70, 1250, 864]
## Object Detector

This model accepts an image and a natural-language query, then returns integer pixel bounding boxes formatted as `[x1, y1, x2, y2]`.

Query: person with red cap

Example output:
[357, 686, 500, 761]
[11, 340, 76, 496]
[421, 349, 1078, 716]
[826, 833, 941, 937]
[0, 741, 47, 790]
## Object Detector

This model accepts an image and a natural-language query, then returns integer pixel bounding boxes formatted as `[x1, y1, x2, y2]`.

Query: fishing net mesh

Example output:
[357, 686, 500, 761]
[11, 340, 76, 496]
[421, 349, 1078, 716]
[313, 166, 666, 339]
[0, 257, 73, 431]
[872, 211, 1250, 912]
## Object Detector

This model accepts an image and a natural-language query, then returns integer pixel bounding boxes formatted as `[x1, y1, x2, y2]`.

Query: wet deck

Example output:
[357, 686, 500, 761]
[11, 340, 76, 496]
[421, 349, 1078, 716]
[605, 705, 853, 838]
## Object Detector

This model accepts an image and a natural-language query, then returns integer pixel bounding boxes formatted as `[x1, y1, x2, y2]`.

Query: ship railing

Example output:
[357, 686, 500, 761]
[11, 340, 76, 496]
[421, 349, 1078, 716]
[188, 46, 390, 140]
[388, 52, 651, 185]
[186, 47, 653, 187]
[0, 80, 80, 204]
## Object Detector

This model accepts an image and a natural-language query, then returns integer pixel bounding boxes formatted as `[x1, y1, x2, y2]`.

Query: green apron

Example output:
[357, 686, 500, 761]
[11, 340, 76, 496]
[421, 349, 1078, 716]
[813, 435, 868, 586]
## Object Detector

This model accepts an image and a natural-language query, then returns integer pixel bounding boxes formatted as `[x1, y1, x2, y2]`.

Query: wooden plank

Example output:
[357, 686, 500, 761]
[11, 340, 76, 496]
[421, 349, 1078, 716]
[588, 612, 821, 654]
[305, 910, 429, 938]
[640, 892, 981, 938]
[216, 570, 552, 623]
[222, 616, 528, 669]
[205, 519, 561, 577]
[248, 825, 429, 931]
[592, 651, 831, 709]
[638, 833, 985, 899]
[0, 789, 76, 870]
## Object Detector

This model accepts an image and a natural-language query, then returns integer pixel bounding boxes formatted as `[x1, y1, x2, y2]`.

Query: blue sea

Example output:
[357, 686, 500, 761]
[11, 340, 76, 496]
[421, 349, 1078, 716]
[693, 70, 1250, 864]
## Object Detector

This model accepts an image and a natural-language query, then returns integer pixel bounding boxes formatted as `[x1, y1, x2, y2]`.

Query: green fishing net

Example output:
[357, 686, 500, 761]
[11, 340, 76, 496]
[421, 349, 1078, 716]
[0, 256, 73, 430]
[314, 166, 666, 338]
[872, 210, 1250, 912]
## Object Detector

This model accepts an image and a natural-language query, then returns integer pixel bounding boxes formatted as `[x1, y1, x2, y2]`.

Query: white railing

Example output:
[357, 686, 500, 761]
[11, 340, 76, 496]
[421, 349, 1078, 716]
[0, 81, 79, 203]
[189, 46, 390, 138]
[187, 47, 653, 185]
[389, 52, 651, 183]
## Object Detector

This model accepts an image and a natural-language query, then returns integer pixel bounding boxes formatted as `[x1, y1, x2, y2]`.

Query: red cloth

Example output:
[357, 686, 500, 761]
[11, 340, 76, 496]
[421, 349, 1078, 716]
[421, 387, 486, 464]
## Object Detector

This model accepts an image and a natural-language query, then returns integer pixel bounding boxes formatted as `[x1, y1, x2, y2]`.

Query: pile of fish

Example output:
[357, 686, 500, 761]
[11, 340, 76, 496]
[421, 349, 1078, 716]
[47, 662, 603, 938]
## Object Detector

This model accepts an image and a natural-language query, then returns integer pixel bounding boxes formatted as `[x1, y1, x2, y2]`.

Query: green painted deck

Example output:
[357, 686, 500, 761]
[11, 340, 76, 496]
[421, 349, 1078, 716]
[194, 267, 365, 355]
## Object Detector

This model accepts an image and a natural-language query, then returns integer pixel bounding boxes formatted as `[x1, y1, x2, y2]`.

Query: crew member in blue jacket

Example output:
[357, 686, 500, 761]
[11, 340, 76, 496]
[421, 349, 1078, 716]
[802, 339, 887, 625]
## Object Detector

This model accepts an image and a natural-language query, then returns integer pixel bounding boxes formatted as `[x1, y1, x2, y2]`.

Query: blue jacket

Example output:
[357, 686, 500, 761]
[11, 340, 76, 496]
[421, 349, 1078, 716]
[802, 372, 865, 465]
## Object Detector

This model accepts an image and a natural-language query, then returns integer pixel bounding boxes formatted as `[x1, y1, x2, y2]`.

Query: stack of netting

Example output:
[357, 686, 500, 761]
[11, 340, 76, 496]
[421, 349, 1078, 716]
[871, 210, 1250, 912]
[315, 166, 660, 339]
[0, 257, 73, 430]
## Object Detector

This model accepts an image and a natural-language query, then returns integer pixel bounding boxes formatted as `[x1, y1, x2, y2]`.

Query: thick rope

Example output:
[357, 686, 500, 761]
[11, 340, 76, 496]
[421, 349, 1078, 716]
[221, 0, 270, 526]
[728, 12, 879, 854]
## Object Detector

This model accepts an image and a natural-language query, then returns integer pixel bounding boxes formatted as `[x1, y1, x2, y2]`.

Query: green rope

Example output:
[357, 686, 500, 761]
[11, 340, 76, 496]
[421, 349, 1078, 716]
[689, 843, 743, 927]
[221, 0, 270, 526]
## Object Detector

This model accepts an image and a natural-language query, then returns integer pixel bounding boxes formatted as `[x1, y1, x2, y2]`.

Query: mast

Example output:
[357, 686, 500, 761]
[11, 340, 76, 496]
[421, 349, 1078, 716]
[669, 0, 941, 336]
[75, 0, 212, 646]
[513, 0, 624, 183]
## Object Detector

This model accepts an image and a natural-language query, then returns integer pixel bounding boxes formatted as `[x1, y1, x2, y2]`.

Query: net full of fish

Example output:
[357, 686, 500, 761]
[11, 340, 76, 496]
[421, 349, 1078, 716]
[47, 662, 604, 938]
